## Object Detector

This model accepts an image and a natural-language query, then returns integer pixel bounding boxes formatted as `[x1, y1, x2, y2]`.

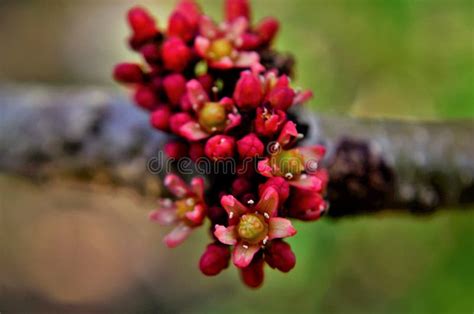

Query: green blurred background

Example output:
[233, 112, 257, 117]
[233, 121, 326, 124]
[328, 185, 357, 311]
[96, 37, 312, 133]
[0, 0, 473, 313]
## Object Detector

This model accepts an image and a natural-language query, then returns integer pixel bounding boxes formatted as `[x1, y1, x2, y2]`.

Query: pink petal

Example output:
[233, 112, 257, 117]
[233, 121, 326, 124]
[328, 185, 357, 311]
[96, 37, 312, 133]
[191, 177, 205, 200]
[229, 16, 249, 38]
[235, 51, 260, 68]
[211, 57, 234, 69]
[220, 195, 248, 217]
[186, 79, 208, 111]
[293, 90, 313, 105]
[277, 121, 298, 148]
[179, 121, 210, 141]
[194, 36, 210, 57]
[199, 16, 219, 38]
[233, 243, 260, 268]
[164, 223, 192, 248]
[164, 174, 190, 198]
[257, 158, 274, 177]
[288, 174, 323, 191]
[149, 208, 177, 226]
[255, 187, 279, 217]
[268, 217, 297, 240]
[225, 113, 242, 132]
[185, 203, 206, 225]
[214, 225, 238, 245]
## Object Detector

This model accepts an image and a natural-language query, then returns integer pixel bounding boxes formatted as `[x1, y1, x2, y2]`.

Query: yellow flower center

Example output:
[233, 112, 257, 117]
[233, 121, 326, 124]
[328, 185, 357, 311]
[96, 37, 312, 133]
[208, 38, 234, 61]
[198, 102, 227, 133]
[237, 214, 268, 244]
[271, 150, 305, 178]
[175, 198, 196, 219]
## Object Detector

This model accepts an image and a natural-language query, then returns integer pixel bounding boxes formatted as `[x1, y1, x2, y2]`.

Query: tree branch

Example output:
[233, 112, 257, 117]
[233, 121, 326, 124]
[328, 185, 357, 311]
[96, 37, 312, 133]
[1, 84, 473, 216]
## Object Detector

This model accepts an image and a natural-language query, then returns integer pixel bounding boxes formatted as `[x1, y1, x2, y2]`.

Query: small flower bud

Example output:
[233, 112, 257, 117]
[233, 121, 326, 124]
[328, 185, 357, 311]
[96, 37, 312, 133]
[225, 0, 250, 22]
[199, 243, 231, 276]
[127, 7, 159, 49]
[189, 142, 205, 161]
[268, 86, 295, 111]
[168, 12, 195, 42]
[239, 33, 261, 50]
[150, 106, 171, 131]
[240, 255, 264, 288]
[265, 240, 296, 273]
[164, 140, 188, 159]
[175, 0, 202, 27]
[237, 133, 264, 158]
[141, 43, 162, 64]
[255, 17, 279, 45]
[259, 177, 290, 203]
[289, 189, 327, 221]
[205, 135, 235, 160]
[134, 86, 159, 111]
[163, 73, 186, 105]
[233, 71, 263, 110]
[170, 112, 192, 135]
[113, 63, 144, 84]
[162, 37, 192, 72]
[232, 177, 252, 196]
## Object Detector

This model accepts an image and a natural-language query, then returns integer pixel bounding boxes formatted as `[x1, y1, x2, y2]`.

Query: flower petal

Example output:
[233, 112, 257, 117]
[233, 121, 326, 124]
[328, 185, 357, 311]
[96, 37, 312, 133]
[148, 207, 177, 226]
[268, 217, 297, 240]
[233, 243, 260, 268]
[220, 195, 248, 217]
[199, 16, 219, 38]
[214, 225, 238, 245]
[288, 174, 323, 191]
[190, 177, 205, 200]
[299, 145, 326, 163]
[225, 112, 242, 132]
[186, 79, 208, 111]
[180, 121, 210, 141]
[185, 203, 206, 225]
[277, 121, 298, 148]
[194, 36, 210, 57]
[293, 90, 313, 105]
[211, 57, 234, 69]
[255, 186, 279, 217]
[257, 158, 274, 177]
[164, 223, 192, 248]
[164, 174, 190, 198]
[235, 51, 260, 68]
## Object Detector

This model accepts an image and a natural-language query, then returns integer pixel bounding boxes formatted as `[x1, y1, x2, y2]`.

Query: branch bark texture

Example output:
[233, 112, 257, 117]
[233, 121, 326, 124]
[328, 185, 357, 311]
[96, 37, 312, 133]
[1, 84, 473, 216]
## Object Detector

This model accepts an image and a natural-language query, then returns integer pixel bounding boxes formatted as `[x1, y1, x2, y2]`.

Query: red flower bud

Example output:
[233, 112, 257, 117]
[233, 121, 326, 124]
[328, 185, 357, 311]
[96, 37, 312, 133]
[164, 140, 188, 159]
[127, 7, 159, 49]
[255, 17, 279, 45]
[169, 112, 192, 135]
[199, 243, 231, 276]
[141, 43, 161, 64]
[265, 240, 295, 273]
[233, 71, 263, 110]
[288, 189, 327, 221]
[189, 142, 205, 161]
[268, 86, 295, 111]
[162, 37, 191, 72]
[239, 33, 261, 50]
[205, 135, 235, 160]
[113, 63, 144, 84]
[168, 12, 195, 42]
[134, 86, 159, 111]
[232, 177, 252, 196]
[254, 107, 286, 137]
[163, 73, 186, 105]
[259, 177, 290, 203]
[175, 0, 202, 28]
[225, 0, 250, 22]
[237, 133, 264, 158]
[240, 255, 264, 288]
[150, 106, 171, 131]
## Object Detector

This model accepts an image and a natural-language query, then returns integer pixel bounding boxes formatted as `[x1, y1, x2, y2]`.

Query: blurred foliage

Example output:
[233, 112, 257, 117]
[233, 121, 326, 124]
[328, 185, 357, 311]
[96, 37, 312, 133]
[0, 0, 473, 313]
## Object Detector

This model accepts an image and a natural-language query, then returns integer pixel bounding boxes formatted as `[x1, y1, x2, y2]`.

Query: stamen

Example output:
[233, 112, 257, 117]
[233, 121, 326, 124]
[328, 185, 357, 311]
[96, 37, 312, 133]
[243, 244, 249, 249]
[263, 212, 270, 219]
[262, 236, 269, 245]
[229, 211, 234, 219]
[285, 173, 294, 180]
[297, 133, 304, 139]
[247, 199, 255, 205]
[186, 198, 194, 206]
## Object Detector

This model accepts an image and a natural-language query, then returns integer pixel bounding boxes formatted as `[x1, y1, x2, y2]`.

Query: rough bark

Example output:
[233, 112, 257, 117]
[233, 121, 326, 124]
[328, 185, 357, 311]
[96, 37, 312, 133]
[1, 84, 473, 216]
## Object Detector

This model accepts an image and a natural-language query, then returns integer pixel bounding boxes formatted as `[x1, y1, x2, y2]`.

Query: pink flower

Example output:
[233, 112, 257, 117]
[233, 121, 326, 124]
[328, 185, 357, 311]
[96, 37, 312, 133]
[149, 174, 206, 248]
[205, 135, 235, 161]
[254, 107, 286, 137]
[215, 187, 296, 268]
[233, 70, 263, 110]
[179, 80, 241, 141]
[199, 243, 231, 276]
[194, 16, 260, 69]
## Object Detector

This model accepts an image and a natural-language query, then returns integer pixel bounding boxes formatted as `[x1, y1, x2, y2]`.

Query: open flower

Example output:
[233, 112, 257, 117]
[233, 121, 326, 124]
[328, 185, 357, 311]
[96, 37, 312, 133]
[179, 80, 241, 141]
[214, 187, 297, 268]
[149, 174, 206, 248]
[195, 15, 260, 69]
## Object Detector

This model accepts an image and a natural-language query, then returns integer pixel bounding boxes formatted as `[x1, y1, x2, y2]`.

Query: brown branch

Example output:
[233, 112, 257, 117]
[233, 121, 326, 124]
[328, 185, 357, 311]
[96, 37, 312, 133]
[1, 84, 473, 216]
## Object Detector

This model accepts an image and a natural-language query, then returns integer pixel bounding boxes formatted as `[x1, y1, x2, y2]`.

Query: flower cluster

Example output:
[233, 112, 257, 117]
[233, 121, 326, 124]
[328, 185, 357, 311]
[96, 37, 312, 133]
[114, 0, 329, 288]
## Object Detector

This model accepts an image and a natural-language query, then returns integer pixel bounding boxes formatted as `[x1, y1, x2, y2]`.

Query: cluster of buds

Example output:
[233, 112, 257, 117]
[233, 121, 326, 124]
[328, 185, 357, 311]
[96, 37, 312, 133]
[114, 0, 329, 288]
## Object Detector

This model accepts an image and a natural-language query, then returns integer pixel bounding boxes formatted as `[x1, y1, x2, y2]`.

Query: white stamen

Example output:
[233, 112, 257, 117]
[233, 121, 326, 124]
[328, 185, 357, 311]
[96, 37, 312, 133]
[243, 244, 249, 249]
[262, 236, 269, 245]
[186, 198, 194, 206]
[285, 173, 294, 180]
[263, 212, 270, 219]
[211, 127, 217, 132]
[212, 86, 219, 93]
[297, 133, 304, 139]
[229, 211, 234, 219]
[247, 199, 255, 205]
